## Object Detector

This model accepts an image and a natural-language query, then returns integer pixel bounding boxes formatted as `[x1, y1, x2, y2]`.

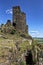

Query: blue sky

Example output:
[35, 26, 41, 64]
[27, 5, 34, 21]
[0, 0, 43, 37]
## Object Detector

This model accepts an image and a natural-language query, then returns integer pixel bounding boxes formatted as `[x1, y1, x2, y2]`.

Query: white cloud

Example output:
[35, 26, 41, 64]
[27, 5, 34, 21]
[30, 31, 39, 33]
[30, 30, 40, 37]
[6, 9, 12, 14]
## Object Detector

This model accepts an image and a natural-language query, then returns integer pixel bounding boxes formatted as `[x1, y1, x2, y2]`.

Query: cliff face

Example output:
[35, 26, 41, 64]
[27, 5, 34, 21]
[0, 34, 33, 65]
[12, 6, 28, 34]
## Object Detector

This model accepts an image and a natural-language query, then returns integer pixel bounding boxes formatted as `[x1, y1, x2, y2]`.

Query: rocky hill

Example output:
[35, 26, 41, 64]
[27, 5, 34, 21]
[0, 31, 33, 65]
[0, 6, 43, 65]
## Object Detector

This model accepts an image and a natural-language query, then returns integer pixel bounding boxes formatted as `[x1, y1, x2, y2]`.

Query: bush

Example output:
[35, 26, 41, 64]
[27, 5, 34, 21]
[19, 60, 26, 65]
[1, 30, 3, 32]
[10, 30, 16, 34]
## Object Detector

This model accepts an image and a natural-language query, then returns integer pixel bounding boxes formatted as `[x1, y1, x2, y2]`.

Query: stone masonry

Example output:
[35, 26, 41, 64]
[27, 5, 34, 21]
[12, 6, 28, 34]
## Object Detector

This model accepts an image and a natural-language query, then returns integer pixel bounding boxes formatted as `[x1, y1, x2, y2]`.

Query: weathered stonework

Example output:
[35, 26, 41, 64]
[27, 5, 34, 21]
[12, 6, 28, 34]
[6, 20, 11, 26]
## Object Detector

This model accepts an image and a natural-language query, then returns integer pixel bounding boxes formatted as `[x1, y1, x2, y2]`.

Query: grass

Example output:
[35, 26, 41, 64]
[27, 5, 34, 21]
[0, 32, 43, 64]
[19, 40, 32, 54]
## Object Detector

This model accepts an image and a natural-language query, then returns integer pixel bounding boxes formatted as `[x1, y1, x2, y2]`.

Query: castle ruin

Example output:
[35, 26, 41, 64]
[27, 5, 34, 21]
[12, 6, 28, 34]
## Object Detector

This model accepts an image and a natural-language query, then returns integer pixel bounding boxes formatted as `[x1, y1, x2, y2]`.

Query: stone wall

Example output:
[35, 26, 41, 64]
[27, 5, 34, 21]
[6, 20, 11, 26]
[12, 6, 28, 34]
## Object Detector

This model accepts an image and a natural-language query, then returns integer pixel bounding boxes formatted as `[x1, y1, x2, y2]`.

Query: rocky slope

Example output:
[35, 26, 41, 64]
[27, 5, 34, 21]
[0, 33, 33, 65]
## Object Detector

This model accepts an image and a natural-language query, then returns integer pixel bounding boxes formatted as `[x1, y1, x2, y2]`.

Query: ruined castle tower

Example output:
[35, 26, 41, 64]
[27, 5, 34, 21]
[12, 6, 28, 34]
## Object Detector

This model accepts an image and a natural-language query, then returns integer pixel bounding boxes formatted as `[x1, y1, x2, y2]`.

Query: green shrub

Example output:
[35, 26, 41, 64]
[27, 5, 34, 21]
[10, 30, 16, 34]
[1, 30, 3, 32]
[20, 60, 26, 65]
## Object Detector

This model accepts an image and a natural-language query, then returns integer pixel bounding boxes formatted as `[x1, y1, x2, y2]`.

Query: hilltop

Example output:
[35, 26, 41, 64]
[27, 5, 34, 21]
[0, 6, 33, 65]
[0, 6, 43, 65]
[0, 29, 33, 65]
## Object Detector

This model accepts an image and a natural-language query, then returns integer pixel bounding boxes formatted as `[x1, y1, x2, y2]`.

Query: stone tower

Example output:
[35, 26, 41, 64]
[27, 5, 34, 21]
[12, 6, 28, 34]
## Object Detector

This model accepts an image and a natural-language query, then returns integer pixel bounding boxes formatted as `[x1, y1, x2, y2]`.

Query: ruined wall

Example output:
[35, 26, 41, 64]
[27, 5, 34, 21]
[12, 6, 28, 34]
[6, 20, 11, 26]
